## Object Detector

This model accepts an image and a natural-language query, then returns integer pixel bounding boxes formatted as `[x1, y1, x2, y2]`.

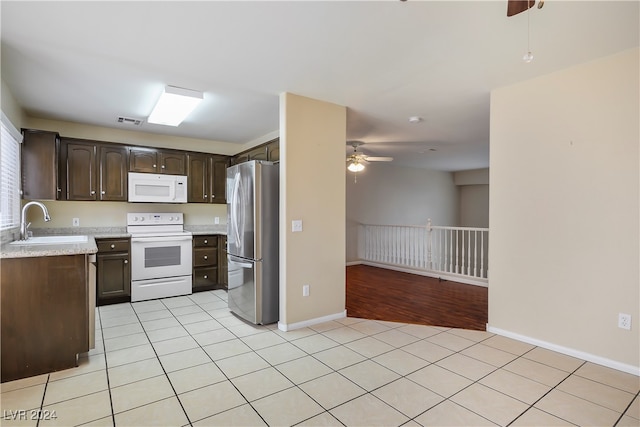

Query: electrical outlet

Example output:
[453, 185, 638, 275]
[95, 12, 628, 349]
[72, 218, 80, 227]
[292, 220, 303, 232]
[303, 284, 310, 297]
[214, 217, 220, 225]
[618, 313, 632, 330]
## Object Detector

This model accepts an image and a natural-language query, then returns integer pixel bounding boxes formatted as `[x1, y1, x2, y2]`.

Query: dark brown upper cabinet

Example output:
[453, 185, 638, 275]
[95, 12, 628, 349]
[21, 129, 62, 200]
[187, 153, 228, 204]
[60, 138, 129, 201]
[20, 128, 235, 205]
[99, 145, 128, 201]
[211, 156, 228, 204]
[247, 145, 268, 161]
[231, 138, 279, 165]
[62, 140, 98, 201]
[267, 139, 280, 162]
[187, 152, 210, 203]
[129, 148, 186, 175]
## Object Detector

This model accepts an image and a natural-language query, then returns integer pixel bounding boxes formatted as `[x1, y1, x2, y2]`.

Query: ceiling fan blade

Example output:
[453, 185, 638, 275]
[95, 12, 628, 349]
[507, 0, 535, 17]
[365, 157, 393, 162]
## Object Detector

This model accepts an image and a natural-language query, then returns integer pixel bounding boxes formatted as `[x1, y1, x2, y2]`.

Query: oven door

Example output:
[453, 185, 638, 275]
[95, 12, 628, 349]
[130, 235, 193, 281]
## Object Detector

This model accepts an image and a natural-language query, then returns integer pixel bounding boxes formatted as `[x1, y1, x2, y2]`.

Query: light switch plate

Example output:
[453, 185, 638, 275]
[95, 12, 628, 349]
[292, 220, 303, 232]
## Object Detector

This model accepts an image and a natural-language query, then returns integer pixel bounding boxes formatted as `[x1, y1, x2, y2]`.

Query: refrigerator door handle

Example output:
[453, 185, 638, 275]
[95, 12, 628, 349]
[228, 258, 253, 269]
[230, 171, 241, 250]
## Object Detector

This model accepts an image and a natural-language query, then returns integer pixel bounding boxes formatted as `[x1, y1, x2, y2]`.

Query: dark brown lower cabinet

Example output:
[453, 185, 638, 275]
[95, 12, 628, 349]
[218, 235, 228, 289]
[96, 238, 131, 306]
[1, 255, 89, 382]
[192, 234, 228, 292]
[193, 235, 218, 292]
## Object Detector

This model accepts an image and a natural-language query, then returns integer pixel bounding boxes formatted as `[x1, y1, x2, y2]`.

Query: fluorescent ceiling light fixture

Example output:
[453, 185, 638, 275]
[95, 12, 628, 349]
[147, 85, 203, 126]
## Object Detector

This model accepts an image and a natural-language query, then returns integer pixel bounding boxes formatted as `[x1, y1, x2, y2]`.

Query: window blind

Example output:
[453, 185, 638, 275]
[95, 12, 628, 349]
[1, 113, 22, 230]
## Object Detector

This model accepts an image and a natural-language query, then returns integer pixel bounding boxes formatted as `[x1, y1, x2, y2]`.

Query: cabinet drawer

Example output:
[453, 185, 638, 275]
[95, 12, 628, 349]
[193, 247, 217, 267]
[194, 235, 218, 247]
[97, 239, 130, 252]
[193, 267, 218, 287]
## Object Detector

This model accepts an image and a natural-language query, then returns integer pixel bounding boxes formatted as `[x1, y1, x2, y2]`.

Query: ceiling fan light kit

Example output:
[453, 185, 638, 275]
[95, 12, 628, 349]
[346, 141, 393, 182]
[347, 162, 365, 172]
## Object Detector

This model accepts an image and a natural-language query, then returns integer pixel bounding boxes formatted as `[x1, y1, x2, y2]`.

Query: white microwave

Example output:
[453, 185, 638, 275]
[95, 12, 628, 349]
[128, 172, 188, 203]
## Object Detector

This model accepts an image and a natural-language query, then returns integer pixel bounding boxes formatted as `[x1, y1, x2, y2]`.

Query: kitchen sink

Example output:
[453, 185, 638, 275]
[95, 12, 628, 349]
[9, 235, 89, 245]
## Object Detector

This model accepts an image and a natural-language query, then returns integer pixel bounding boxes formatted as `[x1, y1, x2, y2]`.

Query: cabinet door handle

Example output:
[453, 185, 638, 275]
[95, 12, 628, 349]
[203, 275, 208, 279]
[161, 165, 165, 169]
[203, 255, 208, 260]
[90, 190, 96, 195]
[203, 240, 208, 244]
[204, 194, 207, 199]
[153, 164, 157, 168]
[211, 194, 215, 199]
[110, 244, 115, 249]
[101, 191, 106, 195]
[124, 259, 128, 264]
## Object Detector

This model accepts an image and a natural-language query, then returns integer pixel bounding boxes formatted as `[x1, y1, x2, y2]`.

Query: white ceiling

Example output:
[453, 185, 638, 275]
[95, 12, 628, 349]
[1, 1, 638, 171]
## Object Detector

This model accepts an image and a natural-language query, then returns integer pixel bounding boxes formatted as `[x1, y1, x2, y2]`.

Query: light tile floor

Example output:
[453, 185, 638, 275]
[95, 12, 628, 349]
[1, 289, 638, 426]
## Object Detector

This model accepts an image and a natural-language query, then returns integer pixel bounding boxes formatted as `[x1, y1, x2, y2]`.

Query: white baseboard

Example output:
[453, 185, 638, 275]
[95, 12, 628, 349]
[278, 310, 347, 332]
[487, 325, 640, 376]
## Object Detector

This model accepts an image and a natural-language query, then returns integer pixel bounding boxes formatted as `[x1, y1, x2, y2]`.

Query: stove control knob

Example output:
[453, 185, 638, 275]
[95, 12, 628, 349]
[169, 216, 174, 221]
[140, 217, 145, 222]
[132, 216, 138, 222]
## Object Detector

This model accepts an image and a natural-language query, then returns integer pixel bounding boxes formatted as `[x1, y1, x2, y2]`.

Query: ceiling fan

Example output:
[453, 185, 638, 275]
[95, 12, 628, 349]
[507, 0, 543, 17]
[346, 141, 393, 173]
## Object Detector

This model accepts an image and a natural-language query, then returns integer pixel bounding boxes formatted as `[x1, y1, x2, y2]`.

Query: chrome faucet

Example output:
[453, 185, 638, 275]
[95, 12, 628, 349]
[19, 201, 51, 240]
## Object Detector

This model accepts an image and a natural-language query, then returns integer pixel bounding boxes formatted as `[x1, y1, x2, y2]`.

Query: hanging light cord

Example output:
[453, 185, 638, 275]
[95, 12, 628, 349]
[524, 1, 534, 62]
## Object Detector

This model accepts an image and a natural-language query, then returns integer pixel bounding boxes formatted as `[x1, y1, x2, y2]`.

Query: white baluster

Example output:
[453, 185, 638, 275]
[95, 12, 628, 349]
[461, 230, 465, 275]
[426, 219, 431, 270]
[480, 231, 485, 278]
[467, 231, 471, 276]
[474, 230, 478, 277]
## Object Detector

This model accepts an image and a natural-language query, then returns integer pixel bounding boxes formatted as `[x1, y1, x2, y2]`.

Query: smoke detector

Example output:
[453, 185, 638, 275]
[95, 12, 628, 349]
[408, 116, 423, 124]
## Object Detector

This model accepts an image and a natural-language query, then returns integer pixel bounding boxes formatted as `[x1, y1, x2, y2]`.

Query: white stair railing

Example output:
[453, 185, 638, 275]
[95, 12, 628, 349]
[357, 219, 489, 286]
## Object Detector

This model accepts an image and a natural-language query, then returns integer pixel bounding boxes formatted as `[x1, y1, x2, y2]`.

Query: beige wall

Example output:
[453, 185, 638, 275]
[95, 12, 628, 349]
[454, 168, 489, 186]
[279, 92, 346, 327]
[489, 48, 639, 372]
[26, 200, 226, 229]
[458, 185, 489, 228]
[454, 168, 489, 228]
[1, 79, 26, 129]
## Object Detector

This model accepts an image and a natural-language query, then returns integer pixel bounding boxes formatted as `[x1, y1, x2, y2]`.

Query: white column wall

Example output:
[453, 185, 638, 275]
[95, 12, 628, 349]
[279, 93, 347, 328]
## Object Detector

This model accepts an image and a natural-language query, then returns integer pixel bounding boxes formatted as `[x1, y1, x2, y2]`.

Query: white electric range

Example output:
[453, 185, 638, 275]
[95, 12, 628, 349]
[127, 213, 193, 302]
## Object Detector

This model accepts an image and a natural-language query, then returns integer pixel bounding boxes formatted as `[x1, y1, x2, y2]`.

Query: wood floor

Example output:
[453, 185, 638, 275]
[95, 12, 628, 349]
[346, 264, 488, 331]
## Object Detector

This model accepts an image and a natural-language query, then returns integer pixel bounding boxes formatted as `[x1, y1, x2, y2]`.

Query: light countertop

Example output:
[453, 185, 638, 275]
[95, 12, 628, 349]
[1, 237, 98, 259]
[1, 225, 226, 259]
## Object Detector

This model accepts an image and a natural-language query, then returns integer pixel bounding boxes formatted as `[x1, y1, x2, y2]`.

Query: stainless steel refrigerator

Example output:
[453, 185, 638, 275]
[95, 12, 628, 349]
[226, 160, 279, 324]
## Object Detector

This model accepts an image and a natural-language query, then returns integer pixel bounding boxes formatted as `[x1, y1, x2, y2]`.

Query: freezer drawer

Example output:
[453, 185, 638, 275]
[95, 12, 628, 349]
[228, 255, 259, 324]
[227, 254, 279, 325]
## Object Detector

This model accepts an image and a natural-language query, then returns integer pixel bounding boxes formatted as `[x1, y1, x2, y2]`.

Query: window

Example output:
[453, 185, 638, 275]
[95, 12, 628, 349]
[1, 112, 22, 230]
